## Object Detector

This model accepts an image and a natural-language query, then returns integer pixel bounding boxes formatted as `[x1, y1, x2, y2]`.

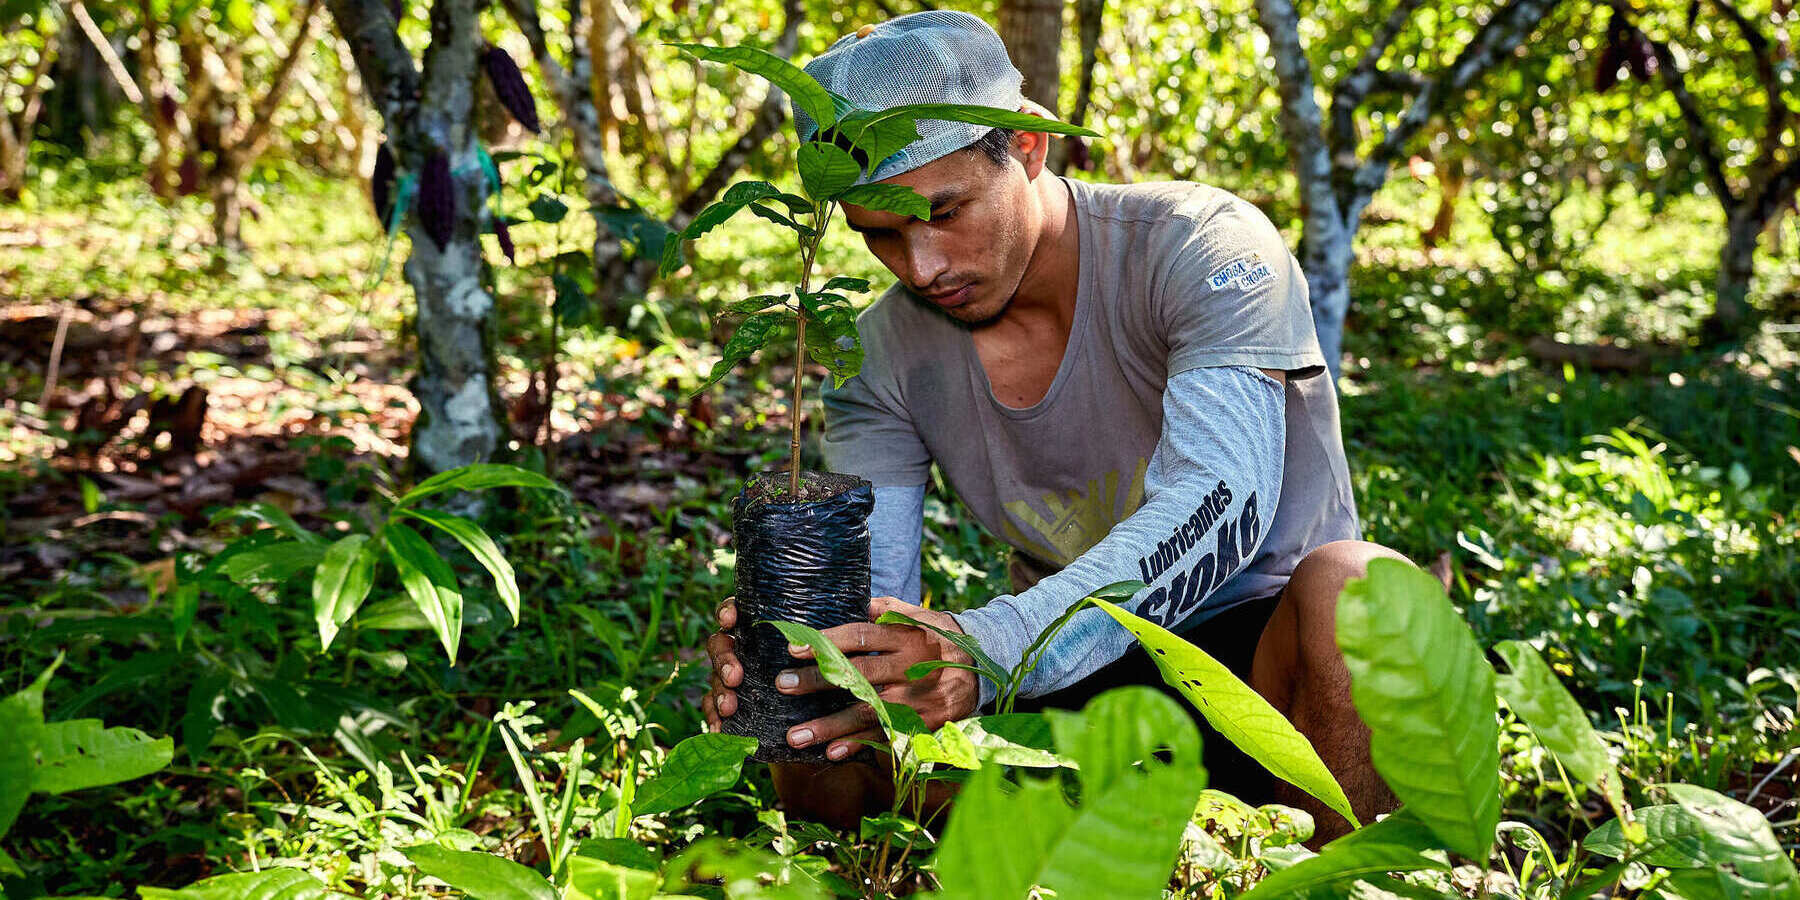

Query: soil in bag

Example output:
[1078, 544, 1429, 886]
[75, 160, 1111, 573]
[722, 470, 874, 764]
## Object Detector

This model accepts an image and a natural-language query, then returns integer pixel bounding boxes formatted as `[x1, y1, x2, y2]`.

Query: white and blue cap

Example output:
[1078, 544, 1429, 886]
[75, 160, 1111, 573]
[793, 11, 1026, 184]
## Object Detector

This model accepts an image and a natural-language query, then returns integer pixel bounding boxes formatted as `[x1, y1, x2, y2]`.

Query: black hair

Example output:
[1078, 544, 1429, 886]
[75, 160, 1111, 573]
[966, 128, 1016, 166]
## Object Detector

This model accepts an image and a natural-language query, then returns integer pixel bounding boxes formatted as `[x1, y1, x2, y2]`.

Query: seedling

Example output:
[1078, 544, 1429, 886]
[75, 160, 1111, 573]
[660, 43, 1100, 496]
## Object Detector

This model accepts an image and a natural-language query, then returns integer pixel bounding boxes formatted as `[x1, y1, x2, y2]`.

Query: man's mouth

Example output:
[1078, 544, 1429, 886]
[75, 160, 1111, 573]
[923, 284, 975, 307]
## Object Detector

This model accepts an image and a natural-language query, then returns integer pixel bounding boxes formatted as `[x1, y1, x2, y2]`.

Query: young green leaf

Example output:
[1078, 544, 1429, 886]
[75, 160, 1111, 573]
[0, 659, 55, 838]
[1043, 686, 1200, 796]
[908, 719, 982, 769]
[397, 507, 521, 625]
[961, 715, 1070, 768]
[1585, 803, 1711, 868]
[666, 43, 836, 134]
[312, 533, 376, 651]
[820, 275, 872, 293]
[32, 719, 173, 794]
[1092, 597, 1360, 826]
[566, 855, 661, 900]
[218, 540, 329, 585]
[797, 142, 861, 200]
[827, 110, 921, 175]
[552, 272, 590, 324]
[631, 733, 759, 817]
[397, 463, 562, 508]
[1492, 640, 1621, 811]
[136, 868, 332, 900]
[657, 181, 785, 277]
[838, 183, 930, 220]
[1238, 808, 1449, 899]
[1656, 783, 1800, 898]
[803, 316, 864, 387]
[695, 312, 784, 393]
[840, 102, 1102, 144]
[1338, 558, 1499, 862]
[769, 620, 894, 739]
[402, 843, 557, 900]
[725, 294, 790, 316]
[747, 203, 815, 237]
[383, 522, 465, 663]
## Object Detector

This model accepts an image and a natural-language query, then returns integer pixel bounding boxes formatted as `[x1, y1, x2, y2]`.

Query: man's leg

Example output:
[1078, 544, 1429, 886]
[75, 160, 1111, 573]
[1251, 540, 1405, 842]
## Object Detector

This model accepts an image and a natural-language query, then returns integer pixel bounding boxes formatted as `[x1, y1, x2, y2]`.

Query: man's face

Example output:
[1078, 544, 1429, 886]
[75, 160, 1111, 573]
[841, 140, 1037, 325]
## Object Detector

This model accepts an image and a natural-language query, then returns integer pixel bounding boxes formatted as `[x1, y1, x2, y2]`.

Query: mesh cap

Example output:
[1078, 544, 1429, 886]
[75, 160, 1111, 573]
[794, 11, 1025, 184]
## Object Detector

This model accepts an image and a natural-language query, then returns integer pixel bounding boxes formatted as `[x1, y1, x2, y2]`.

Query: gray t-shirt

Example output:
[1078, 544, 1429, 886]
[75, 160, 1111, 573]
[821, 177, 1360, 699]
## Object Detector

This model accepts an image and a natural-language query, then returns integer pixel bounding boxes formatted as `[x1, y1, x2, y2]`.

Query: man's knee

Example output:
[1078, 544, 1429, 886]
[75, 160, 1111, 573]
[1288, 540, 1410, 609]
[1254, 540, 1410, 702]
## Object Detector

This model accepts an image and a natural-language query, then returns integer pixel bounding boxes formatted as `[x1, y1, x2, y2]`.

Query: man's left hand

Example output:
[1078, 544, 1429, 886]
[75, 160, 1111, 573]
[777, 596, 981, 761]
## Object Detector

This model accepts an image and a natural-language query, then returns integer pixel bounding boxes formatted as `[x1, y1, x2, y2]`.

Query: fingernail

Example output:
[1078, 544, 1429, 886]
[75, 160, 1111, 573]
[828, 743, 849, 760]
[788, 643, 805, 655]
[789, 728, 813, 746]
[776, 671, 798, 689]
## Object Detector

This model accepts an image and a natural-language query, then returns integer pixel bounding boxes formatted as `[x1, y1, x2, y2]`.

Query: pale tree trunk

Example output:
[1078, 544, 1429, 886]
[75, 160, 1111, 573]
[1049, 0, 1103, 173]
[1253, 0, 1559, 379]
[329, 0, 505, 474]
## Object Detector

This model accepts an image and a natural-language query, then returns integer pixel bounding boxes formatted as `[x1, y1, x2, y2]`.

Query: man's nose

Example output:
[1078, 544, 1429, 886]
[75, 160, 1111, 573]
[904, 236, 951, 291]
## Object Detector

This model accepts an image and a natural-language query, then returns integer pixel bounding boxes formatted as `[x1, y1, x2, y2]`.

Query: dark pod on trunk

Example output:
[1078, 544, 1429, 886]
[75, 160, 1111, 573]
[493, 217, 516, 263]
[721, 471, 875, 764]
[372, 143, 396, 227]
[481, 44, 541, 135]
[417, 150, 455, 250]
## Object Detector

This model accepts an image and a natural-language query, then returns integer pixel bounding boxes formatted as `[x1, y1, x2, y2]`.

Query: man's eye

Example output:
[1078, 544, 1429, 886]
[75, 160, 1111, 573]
[931, 206, 961, 224]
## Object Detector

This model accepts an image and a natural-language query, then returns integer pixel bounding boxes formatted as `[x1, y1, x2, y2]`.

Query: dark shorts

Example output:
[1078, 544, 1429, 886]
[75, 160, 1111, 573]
[1013, 591, 1284, 804]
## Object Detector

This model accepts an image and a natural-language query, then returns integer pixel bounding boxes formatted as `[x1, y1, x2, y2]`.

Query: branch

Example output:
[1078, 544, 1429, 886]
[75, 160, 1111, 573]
[63, 1, 144, 104]
[1744, 154, 1800, 232]
[1611, 0, 1736, 208]
[1332, 0, 1428, 115]
[234, 0, 325, 162]
[1349, 0, 1560, 205]
[1702, 0, 1789, 169]
[1252, 0, 1340, 225]
[670, 0, 802, 230]
[323, 0, 420, 136]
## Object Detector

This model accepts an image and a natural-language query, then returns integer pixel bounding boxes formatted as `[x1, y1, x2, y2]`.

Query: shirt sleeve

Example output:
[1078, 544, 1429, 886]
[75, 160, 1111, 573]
[821, 359, 932, 489]
[949, 365, 1285, 706]
[868, 484, 924, 605]
[1160, 194, 1326, 378]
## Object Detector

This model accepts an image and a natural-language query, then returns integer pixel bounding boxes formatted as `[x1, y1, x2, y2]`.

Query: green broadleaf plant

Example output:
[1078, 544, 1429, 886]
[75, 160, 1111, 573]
[663, 42, 1100, 498]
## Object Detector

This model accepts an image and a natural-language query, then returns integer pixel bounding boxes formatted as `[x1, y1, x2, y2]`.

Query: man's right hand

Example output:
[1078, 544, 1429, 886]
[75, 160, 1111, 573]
[703, 598, 741, 732]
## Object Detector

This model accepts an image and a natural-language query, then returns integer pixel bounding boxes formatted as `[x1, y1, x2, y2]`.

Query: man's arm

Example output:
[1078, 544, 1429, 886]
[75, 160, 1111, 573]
[869, 485, 925, 605]
[950, 364, 1287, 705]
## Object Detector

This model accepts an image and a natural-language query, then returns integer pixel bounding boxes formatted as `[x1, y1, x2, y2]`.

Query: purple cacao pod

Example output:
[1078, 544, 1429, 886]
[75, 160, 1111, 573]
[418, 150, 455, 250]
[372, 143, 396, 227]
[494, 217, 516, 264]
[481, 44, 541, 134]
[157, 93, 179, 126]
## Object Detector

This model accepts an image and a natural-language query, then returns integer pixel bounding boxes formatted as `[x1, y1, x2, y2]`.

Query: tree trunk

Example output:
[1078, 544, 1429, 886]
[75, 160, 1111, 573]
[329, 0, 504, 475]
[1301, 218, 1356, 375]
[999, 0, 1064, 113]
[1713, 210, 1759, 339]
[1049, 0, 1102, 174]
[211, 163, 244, 249]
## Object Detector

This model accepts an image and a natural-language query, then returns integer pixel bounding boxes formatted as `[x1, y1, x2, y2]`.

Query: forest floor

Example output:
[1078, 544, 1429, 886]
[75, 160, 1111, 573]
[0, 173, 1796, 894]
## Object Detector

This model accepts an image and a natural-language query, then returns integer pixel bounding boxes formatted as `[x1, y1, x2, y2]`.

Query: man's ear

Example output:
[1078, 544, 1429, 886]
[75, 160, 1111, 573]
[1013, 102, 1056, 178]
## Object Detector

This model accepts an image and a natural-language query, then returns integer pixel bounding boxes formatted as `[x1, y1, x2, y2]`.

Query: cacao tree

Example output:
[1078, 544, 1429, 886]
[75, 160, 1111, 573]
[327, 0, 528, 475]
[1252, 0, 1564, 376]
[1602, 0, 1799, 341]
[0, 3, 59, 199]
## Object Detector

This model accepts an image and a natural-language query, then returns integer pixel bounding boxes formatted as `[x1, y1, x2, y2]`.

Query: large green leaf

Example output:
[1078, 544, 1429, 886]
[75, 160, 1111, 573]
[800, 297, 864, 388]
[932, 687, 1205, 900]
[1655, 784, 1800, 899]
[1092, 597, 1359, 825]
[666, 43, 835, 134]
[1585, 803, 1710, 868]
[33, 719, 172, 794]
[383, 522, 464, 663]
[1239, 808, 1448, 899]
[1337, 559, 1499, 861]
[402, 844, 556, 900]
[136, 868, 332, 899]
[696, 312, 785, 393]
[218, 540, 328, 585]
[837, 184, 930, 220]
[399, 507, 520, 625]
[396, 463, 562, 508]
[658, 181, 786, 277]
[960, 714, 1068, 768]
[827, 110, 920, 174]
[631, 733, 759, 817]
[1043, 686, 1199, 795]
[769, 620, 900, 738]
[1492, 640, 1619, 808]
[796, 142, 861, 200]
[0, 660, 55, 838]
[356, 595, 493, 631]
[834, 103, 1100, 161]
[565, 855, 661, 900]
[312, 534, 375, 651]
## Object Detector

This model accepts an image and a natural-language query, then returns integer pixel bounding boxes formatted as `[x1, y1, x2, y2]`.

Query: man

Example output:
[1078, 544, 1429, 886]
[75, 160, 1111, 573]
[702, 10, 1406, 840]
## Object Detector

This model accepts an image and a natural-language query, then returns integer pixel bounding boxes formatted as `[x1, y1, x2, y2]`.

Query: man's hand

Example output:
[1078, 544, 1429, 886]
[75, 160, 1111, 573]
[779, 596, 980, 761]
[702, 598, 742, 733]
